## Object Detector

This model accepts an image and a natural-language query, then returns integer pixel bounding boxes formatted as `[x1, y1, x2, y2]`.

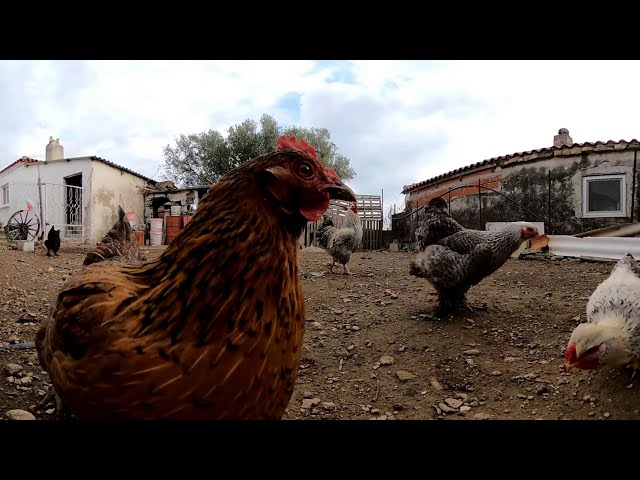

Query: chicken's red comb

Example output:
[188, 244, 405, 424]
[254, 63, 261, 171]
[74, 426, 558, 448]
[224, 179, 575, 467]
[324, 167, 339, 177]
[565, 343, 577, 361]
[276, 135, 318, 160]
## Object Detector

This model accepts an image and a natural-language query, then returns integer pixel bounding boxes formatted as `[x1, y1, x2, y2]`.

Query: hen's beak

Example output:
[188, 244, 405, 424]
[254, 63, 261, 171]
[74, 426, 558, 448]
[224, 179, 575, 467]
[326, 183, 356, 202]
[322, 167, 357, 202]
[324, 177, 356, 202]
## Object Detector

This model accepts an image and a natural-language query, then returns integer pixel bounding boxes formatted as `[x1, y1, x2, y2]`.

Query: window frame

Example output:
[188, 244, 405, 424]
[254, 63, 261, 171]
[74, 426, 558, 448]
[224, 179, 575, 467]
[582, 174, 626, 218]
[0, 183, 8, 207]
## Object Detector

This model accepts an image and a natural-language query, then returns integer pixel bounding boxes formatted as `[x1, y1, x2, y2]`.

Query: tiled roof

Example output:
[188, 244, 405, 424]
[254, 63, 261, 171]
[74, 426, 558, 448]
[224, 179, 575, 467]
[402, 138, 640, 194]
[0, 155, 157, 184]
[0, 156, 38, 175]
[88, 156, 156, 184]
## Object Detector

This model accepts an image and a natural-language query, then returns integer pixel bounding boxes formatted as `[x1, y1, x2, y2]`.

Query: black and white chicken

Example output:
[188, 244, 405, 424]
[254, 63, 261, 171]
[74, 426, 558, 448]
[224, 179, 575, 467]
[410, 197, 539, 318]
[317, 201, 363, 275]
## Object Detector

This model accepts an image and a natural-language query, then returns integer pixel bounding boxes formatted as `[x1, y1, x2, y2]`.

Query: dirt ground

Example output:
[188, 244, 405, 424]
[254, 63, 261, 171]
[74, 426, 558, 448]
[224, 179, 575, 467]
[0, 240, 637, 421]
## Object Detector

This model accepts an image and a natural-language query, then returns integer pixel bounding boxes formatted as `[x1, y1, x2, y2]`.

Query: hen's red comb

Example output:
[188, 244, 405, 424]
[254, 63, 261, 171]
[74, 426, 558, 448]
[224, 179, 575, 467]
[324, 167, 339, 177]
[276, 135, 318, 160]
[565, 343, 577, 361]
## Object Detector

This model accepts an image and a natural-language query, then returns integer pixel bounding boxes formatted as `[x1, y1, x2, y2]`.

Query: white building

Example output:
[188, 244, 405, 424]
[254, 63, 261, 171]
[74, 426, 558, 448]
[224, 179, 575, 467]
[0, 137, 155, 244]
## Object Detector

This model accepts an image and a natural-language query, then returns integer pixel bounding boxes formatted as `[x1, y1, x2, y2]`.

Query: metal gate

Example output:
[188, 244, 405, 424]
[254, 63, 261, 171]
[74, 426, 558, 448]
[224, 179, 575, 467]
[44, 183, 84, 243]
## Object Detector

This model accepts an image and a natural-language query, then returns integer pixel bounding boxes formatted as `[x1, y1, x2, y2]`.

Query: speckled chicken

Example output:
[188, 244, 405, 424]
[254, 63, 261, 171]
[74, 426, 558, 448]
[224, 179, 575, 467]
[565, 253, 640, 379]
[83, 206, 146, 266]
[317, 201, 362, 275]
[34, 135, 356, 420]
[410, 196, 539, 317]
[414, 197, 463, 249]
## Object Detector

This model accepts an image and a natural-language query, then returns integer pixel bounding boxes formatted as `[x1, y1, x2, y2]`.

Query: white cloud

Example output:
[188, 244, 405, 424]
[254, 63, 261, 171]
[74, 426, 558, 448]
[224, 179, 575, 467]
[2, 59, 640, 215]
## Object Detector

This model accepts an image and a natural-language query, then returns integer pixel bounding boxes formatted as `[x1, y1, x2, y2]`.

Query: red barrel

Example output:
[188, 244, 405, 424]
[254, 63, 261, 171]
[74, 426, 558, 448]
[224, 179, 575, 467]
[165, 215, 183, 245]
[134, 230, 145, 246]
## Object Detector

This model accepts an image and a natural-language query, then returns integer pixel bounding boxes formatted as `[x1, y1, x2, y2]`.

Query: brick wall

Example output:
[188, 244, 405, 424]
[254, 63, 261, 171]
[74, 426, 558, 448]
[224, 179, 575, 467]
[408, 168, 502, 209]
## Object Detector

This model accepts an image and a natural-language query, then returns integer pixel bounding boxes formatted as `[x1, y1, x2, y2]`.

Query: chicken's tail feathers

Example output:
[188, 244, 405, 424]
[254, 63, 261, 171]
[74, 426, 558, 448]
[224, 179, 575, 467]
[409, 246, 447, 279]
[317, 216, 335, 249]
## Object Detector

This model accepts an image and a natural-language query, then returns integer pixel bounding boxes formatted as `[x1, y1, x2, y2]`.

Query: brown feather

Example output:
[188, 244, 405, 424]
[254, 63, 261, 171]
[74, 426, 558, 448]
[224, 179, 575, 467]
[36, 146, 354, 420]
[83, 206, 146, 267]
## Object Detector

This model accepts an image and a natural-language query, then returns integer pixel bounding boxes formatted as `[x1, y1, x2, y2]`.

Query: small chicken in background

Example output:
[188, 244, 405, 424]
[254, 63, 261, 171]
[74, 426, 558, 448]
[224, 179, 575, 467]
[565, 253, 640, 379]
[317, 201, 363, 275]
[410, 196, 539, 317]
[82, 206, 146, 267]
[35, 134, 356, 420]
[44, 226, 61, 257]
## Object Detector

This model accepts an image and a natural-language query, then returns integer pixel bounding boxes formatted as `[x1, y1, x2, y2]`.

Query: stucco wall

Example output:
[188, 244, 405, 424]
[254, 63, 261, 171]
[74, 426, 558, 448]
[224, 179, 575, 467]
[0, 159, 92, 237]
[0, 157, 152, 244]
[411, 149, 639, 235]
[89, 160, 148, 244]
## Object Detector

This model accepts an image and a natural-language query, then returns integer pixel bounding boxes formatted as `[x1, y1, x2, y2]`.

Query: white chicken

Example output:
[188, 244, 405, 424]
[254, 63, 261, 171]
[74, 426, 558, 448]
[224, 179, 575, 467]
[565, 253, 640, 378]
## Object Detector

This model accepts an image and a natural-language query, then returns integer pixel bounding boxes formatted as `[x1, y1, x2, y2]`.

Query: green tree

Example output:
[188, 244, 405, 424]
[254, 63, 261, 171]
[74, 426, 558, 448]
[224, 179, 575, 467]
[161, 114, 355, 186]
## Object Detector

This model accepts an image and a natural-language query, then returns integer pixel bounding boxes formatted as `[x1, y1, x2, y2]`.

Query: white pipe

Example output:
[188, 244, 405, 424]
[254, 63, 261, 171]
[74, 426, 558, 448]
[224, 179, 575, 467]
[548, 235, 640, 260]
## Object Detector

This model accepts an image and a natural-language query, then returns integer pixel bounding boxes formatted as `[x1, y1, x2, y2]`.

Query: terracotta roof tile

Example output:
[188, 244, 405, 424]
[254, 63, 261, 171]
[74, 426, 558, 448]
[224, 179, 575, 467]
[0, 156, 38, 175]
[402, 138, 640, 194]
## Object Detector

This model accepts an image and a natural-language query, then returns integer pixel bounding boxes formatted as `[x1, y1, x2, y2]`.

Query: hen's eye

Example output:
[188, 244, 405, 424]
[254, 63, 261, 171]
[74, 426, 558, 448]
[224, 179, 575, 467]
[298, 162, 313, 178]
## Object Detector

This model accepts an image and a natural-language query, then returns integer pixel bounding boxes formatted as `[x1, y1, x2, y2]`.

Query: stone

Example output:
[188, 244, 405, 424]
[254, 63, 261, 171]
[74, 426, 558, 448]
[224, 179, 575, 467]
[6, 409, 36, 420]
[379, 355, 395, 365]
[301, 398, 321, 409]
[396, 370, 416, 381]
[430, 378, 443, 391]
[438, 403, 456, 414]
[3, 363, 23, 376]
[19, 376, 33, 386]
[463, 349, 481, 356]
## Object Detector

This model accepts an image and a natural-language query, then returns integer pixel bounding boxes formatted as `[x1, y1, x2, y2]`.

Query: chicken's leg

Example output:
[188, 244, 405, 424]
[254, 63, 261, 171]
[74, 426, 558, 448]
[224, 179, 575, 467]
[342, 263, 352, 275]
[629, 358, 640, 381]
[37, 387, 70, 419]
[36, 387, 55, 410]
[430, 293, 456, 320]
[430, 290, 482, 319]
[328, 259, 335, 274]
[461, 297, 488, 313]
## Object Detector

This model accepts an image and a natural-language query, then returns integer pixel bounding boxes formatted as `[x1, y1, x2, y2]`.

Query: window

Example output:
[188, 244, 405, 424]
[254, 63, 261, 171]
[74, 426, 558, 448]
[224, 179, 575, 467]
[582, 174, 626, 218]
[1, 183, 8, 206]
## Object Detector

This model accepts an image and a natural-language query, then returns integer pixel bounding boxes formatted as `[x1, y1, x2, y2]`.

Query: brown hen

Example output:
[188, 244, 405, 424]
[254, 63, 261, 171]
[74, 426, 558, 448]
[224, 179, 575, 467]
[35, 135, 356, 420]
[83, 206, 146, 266]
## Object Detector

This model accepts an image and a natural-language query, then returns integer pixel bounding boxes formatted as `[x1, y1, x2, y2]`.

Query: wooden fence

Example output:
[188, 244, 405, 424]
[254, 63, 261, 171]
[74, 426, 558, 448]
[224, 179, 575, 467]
[299, 194, 383, 250]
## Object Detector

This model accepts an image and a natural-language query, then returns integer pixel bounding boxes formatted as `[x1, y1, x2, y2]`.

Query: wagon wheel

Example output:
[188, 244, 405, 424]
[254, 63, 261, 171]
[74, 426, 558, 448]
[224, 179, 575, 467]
[4, 209, 40, 241]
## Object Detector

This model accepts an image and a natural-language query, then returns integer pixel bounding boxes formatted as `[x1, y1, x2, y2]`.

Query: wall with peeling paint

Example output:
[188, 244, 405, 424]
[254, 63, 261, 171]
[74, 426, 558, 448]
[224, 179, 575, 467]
[405, 147, 639, 235]
[89, 160, 148, 244]
[446, 150, 639, 234]
[0, 156, 153, 244]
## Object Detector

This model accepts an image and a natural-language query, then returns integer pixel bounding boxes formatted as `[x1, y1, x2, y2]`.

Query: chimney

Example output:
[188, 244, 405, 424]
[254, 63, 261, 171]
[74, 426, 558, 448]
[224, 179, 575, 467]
[45, 136, 64, 161]
[553, 128, 573, 148]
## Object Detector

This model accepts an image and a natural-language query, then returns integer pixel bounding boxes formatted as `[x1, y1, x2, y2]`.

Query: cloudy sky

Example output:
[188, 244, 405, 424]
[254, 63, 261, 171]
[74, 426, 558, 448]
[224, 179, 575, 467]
[2, 60, 640, 212]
